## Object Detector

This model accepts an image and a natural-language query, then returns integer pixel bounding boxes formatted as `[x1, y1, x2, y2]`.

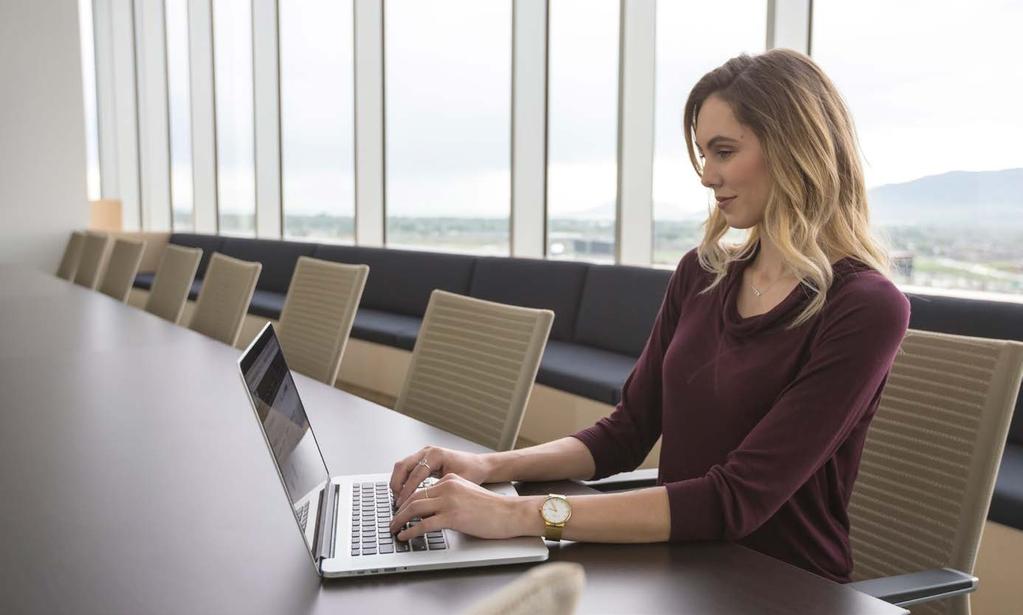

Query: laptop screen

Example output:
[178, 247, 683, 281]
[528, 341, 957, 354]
[239, 324, 330, 533]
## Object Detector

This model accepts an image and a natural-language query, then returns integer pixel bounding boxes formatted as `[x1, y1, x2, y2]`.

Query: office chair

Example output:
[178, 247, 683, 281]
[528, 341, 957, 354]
[188, 252, 261, 346]
[846, 330, 1023, 614]
[144, 244, 202, 324]
[56, 230, 86, 280]
[277, 256, 369, 385]
[97, 237, 146, 302]
[394, 290, 554, 452]
[72, 232, 111, 290]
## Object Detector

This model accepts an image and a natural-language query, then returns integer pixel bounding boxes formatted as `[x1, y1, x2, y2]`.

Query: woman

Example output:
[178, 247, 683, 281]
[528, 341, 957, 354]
[387, 49, 910, 583]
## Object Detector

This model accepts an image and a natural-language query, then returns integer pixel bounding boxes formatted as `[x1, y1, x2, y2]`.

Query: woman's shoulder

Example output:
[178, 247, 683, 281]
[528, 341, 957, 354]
[823, 258, 911, 331]
[666, 248, 716, 296]
[674, 247, 714, 281]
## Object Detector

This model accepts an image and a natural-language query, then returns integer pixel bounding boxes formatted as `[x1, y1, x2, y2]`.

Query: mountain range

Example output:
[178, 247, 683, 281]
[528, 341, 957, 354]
[867, 168, 1022, 227]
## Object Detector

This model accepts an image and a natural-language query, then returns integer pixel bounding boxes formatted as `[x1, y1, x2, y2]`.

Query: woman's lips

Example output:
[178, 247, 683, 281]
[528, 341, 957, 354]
[716, 196, 736, 208]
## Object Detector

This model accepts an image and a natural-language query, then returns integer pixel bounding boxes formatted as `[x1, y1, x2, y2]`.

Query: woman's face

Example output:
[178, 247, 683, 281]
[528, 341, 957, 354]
[693, 94, 771, 230]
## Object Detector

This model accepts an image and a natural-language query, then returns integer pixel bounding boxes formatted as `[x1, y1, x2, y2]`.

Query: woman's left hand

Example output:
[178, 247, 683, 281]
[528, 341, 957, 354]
[388, 473, 540, 541]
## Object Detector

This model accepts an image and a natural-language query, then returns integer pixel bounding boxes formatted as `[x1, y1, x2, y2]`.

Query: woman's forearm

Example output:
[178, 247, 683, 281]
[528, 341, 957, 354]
[512, 487, 671, 543]
[481, 437, 596, 483]
[478, 438, 672, 544]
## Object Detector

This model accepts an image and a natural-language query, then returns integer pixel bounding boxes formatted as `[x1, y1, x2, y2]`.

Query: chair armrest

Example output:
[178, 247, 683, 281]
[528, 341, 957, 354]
[847, 568, 977, 607]
[582, 468, 659, 492]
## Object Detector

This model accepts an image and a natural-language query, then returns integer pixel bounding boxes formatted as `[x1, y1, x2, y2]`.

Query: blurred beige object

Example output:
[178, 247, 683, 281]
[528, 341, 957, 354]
[462, 562, 586, 615]
[89, 199, 123, 232]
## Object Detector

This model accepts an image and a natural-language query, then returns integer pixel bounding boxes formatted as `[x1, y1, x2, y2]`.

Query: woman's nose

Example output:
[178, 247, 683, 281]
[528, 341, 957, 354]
[700, 167, 721, 189]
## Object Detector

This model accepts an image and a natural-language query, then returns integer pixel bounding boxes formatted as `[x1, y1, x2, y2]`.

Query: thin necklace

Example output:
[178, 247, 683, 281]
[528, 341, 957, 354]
[748, 270, 789, 298]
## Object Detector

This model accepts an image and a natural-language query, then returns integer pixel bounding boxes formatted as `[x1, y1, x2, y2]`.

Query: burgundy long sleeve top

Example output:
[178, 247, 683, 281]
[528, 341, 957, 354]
[572, 248, 910, 582]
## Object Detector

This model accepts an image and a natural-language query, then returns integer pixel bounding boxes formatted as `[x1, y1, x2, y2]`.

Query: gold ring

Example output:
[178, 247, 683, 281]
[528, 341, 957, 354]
[425, 486, 431, 499]
[417, 458, 432, 474]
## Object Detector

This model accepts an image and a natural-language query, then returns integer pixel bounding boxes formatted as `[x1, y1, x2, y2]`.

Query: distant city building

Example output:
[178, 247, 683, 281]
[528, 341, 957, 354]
[891, 250, 914, 280]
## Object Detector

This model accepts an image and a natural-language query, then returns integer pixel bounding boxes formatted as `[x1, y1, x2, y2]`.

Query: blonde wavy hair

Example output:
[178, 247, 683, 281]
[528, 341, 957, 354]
[683, 48, 890, 328]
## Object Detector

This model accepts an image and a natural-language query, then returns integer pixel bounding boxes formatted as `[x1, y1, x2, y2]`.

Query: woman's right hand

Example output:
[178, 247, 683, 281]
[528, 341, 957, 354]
[389, 445, 493, 508]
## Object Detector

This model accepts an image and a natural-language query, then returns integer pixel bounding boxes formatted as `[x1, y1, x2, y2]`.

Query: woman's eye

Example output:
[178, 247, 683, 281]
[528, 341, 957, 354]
[716, 150, 734, 159]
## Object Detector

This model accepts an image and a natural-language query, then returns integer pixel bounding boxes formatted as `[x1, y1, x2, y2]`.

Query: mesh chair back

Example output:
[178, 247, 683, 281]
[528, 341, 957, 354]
[98, 238, 146, 302]
[849, 330, 1023, 615]
[188, 252, 261, 346]
[277, 256, 368, 384]
[56, 231, 86, 280]
[72, 232, 111, 290]
[144, 245, 202, 324]
[395, 290, 554, 451]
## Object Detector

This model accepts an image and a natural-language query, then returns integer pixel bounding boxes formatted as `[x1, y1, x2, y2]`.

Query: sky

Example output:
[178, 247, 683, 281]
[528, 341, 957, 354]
[84, 0, 1023, 221]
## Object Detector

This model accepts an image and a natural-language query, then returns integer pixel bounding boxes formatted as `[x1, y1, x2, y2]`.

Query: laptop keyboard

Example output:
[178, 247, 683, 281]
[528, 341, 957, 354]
[350, 481, 447, 556]
[296, 501, 310, 532]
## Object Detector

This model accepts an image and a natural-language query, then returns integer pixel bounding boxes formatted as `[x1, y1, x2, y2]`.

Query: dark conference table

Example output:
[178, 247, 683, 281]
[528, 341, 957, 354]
[0, 266, 907, 615]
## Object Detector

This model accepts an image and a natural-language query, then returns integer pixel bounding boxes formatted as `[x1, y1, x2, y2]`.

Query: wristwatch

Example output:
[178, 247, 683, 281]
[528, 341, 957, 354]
[540, 494, 572, 541]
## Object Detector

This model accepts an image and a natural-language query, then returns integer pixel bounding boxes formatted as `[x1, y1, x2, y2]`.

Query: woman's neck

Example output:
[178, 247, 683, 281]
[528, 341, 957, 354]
[749, 236, 790, 282]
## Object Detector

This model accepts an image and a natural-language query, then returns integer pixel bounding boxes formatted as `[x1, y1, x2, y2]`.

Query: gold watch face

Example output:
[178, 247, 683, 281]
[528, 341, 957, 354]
[542, 496, 571, 524]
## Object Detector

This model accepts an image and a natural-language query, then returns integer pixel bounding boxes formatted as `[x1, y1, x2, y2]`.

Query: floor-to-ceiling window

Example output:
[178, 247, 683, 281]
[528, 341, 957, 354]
[280, 0, 355, 243]
[384, 0, 512, 254]
[546, 0, 619, 263]
[651, 0, 767, 266]
[166, 0, 193, 230]
[78, 0, 101, 201]
[813, 0, 1023, 295]
[213, 0, 256, 235]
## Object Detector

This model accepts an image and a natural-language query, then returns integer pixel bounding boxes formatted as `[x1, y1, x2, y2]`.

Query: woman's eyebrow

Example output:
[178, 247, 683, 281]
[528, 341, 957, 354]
[695, 135, 739, 154]
[706, 136, 739, 149]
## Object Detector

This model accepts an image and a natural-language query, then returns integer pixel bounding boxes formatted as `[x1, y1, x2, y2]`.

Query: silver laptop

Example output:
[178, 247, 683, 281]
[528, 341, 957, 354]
[238, 322, 549, 578]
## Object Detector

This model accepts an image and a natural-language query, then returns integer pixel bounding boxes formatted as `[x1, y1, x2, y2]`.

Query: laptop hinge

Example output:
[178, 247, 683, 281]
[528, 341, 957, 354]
[313, 482, 338, 563]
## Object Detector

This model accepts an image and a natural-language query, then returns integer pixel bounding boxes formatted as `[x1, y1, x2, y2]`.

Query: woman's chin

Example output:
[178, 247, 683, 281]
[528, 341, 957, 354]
[723, 214, 756, 231]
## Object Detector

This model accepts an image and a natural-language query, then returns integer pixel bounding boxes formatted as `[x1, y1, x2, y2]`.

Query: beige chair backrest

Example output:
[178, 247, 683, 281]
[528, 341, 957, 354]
[144, 245, 202, 324]
[849, 329, 1023, 615]
[463, 562, 585, 615]
[56, 231, 86, 280]
[277, 256, 369, 385]
[97, 238, 146, 302]
[72, 232, 111, 290]
[107, 231, 170, 273]
[188, 252, 261, 346]
[395, 290, 554, 452]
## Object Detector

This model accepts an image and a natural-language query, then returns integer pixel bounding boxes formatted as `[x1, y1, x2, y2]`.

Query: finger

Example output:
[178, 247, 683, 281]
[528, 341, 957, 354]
[396, 461, 433, 507]
[389, 448, 425, 495]
[393, 484, 428, 520]
[390, 497, 441, 534]
[434, 473, 457, 485]
[392, 483, 444, 529]
[397, 513, 447, 542]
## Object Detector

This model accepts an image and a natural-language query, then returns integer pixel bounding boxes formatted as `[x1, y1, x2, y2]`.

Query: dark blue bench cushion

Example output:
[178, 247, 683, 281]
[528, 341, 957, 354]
[249, 290, 286, 320]
[134, 272, 155, 291]
[351, 309, 421, 351]
[906, 293, 1023, 446]
[219, 237, 316, 295]
[313, 245, 475, 317]
[990, 444, 1023, 528]
[469, 257, 588, 342]
[536, 340, 637, 405]
[169, 233, 224, 279]
[574, 265, 671, 357]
